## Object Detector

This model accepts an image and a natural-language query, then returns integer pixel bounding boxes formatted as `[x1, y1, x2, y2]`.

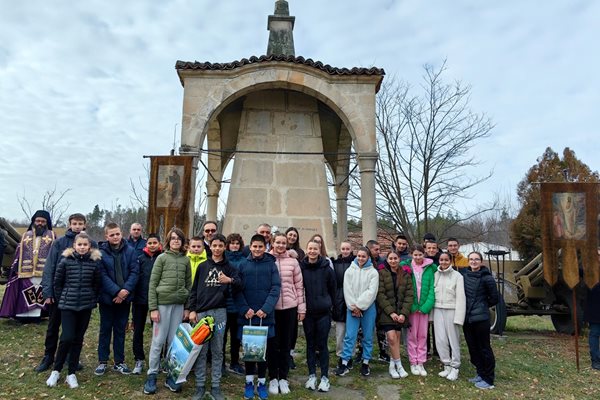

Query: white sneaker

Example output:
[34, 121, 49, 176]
[65, 374, 79, 389]
[268, 378, 279, 395]
[46, 370, 60, 387]
[446, 367, 459, 381]
[279, 379, 290, 394]
[410, 364, 420, 375]
[317, 376, 330, 392]
[389, 364, 400, 379]
[396, 363, 409, 378]
[305, 374, 317, 390]
[418, 364, 427, 376]
[132, 360, 144, 375]
[438, 365, 452, 378]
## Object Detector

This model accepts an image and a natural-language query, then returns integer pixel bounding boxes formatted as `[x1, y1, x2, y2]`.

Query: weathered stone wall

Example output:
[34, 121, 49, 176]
[222, 90, 335, 251]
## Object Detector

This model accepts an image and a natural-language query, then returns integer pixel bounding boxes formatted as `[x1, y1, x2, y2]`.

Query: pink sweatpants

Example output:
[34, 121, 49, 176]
[408, 312, 429, 364]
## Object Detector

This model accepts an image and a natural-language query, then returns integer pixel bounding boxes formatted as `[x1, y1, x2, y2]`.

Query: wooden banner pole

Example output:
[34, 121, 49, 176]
[572, 287, 580, 372]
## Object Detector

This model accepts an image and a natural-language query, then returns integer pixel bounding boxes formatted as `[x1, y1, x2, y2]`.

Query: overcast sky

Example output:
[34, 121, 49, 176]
[1, 0, 598, 224]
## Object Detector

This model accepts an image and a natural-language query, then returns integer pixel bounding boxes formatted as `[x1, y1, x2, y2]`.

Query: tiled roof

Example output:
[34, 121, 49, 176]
[175, 55, 385, 76]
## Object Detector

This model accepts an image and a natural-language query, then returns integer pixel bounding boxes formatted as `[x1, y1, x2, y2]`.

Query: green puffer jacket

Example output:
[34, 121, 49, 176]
[148, 250, 192, 311]
[401, 258, 436, 314]
[376, 263, 414, 327]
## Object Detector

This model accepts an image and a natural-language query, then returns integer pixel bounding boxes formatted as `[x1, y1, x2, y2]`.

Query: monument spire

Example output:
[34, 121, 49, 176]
[267, 0, 295, 56]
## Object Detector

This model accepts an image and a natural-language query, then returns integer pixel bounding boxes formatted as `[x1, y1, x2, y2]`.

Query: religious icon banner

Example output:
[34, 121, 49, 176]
[541, 182, 599, 288]
[147, 155, 195, 239]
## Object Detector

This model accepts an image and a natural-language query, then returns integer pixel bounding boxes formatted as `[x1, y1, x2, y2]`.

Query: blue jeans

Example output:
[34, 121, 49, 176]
[98, 302, 130, 363]
[341, 303, 376, 362]
[589, 322, 600, 364]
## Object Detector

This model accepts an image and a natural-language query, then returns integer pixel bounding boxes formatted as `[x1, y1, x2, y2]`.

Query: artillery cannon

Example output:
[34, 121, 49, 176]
[0, 217, 22, 284]
[486, 250, 582, 335]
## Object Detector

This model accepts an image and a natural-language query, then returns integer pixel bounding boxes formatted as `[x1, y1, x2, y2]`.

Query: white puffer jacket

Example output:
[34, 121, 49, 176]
[433, 266, 466, 325]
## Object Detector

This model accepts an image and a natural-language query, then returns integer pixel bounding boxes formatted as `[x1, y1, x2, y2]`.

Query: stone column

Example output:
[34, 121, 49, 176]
[206, 121, 223, 222]
[205, 180, 220, 222]
[358, 152, 378, 242]
[335, 176, 350, 242]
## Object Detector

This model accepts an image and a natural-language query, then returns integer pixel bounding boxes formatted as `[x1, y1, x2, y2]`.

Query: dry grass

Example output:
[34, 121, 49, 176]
[0, 284, 598, 399]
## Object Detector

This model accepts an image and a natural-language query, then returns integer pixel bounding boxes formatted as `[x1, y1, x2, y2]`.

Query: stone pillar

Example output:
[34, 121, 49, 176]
[358, 152, 378, 242]
[335, 180, 349, 243]
[205, 180, 220, 222]
[205, 120, 223, 222]
[223, 90, 335, 253]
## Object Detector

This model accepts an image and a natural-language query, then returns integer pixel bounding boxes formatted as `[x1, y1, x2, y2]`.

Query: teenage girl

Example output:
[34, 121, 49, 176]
[267, 233, 305, 395]
[376, 250, 413, 379]
[143, 228, 192, 395]
[46, 233, 101, 389]
[334, 246, 379, 377]
[432, 251, 465, 381]
[403, 245, 435, 376]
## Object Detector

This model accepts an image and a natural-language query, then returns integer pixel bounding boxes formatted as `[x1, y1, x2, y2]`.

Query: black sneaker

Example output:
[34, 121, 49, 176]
[289, 354, 296, 370]
[334, 364, 350, 376]
[337, 357, 343, 369]
[360, 362, 370, 377]
[143, 373, 158, 395]
[378, 352, 390, 363]
[354, 351, 363, 364]
[165, 376, 182, 393]
[347, 358, 354, 370]
[34, 355, 53, 373]
[228, 363, 245, 375]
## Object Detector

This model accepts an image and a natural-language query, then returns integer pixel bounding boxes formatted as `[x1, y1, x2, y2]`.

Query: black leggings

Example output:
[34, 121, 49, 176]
[223, 312, 241, 365]
[132, 303, 149, 361]
[53, 309, 92, 374]
[267, 308, 297, 380]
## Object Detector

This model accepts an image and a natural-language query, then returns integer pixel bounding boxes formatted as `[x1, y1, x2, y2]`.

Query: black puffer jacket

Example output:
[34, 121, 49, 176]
[42, 229, 98, 300]
[300, 256, 336, 315]
[461, 266, 499, 323]
[54, 248, 102, 311]
[332, 254, 354, 322]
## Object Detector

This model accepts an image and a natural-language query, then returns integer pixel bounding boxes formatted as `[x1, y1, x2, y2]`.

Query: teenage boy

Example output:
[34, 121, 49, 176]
[446, 238, 469, 269]
[95, 222, 139, 376]
[366, 240, 385, 265]
[235, 234, 281, 400]
[188, 236, 207, 283]
[189, 234, 241, 400]
[37, 213, 95, 373]
[131, 234, 162, 375]
[394, 235, 411, 262]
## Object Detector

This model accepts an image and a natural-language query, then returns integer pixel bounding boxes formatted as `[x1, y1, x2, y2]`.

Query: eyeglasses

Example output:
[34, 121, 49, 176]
[468, 258, 481, 261]
[204, 229, 216, 233]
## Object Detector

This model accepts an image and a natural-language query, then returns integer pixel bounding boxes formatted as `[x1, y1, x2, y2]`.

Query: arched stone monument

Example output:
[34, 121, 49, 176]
[176, 1, 384, 250]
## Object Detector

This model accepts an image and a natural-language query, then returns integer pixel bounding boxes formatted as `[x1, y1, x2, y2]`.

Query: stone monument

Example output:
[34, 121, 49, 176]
[176, 0, 384, 250]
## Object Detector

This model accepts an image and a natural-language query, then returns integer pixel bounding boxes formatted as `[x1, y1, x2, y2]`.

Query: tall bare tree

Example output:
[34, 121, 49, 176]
[17, 186, 72, 227]
[350, 62, 495, 244]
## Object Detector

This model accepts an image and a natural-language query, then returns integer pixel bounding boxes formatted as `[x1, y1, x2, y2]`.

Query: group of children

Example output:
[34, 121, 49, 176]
[40, 219, 500, 399]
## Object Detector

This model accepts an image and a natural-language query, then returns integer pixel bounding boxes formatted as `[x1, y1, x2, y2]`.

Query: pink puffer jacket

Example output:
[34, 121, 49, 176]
[270, 250, 306, 313]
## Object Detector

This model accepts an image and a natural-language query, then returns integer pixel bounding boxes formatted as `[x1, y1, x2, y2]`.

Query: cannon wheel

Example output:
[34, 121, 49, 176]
[490, 295, 507, 335]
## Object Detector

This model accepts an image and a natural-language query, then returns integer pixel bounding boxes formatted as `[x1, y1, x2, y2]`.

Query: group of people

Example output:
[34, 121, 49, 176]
[330, 234, 499, 392]
[3, 211, 598, 399]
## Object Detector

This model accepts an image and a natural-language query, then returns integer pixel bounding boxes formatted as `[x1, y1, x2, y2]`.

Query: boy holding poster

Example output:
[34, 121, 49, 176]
[189, 234, 241, 400]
